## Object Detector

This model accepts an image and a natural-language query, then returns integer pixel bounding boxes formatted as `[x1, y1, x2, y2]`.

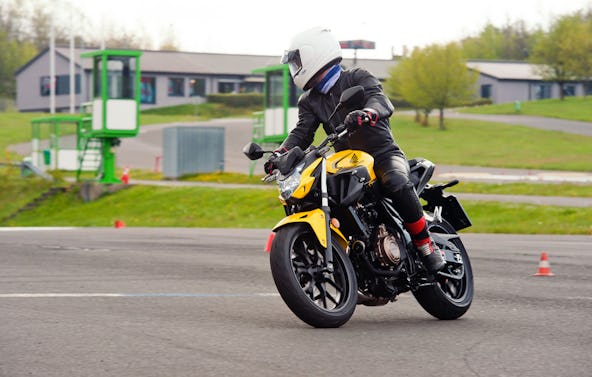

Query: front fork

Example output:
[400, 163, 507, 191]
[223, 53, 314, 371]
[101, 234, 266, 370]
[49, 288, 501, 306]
[272, 157, 340, 274]
[320, 158, 334, 273]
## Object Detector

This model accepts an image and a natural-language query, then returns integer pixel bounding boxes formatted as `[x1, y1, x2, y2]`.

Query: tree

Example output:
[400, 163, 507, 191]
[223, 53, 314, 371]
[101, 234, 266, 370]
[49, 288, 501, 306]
[386, 54, 432, 125]
[529, 12, 591, 100]
[386, 43, 478, 130]
[158, 24, 180, 51]
[461, 20, 538, 60]
[0, 0, 38, 97]
[571, 11, 592, 96]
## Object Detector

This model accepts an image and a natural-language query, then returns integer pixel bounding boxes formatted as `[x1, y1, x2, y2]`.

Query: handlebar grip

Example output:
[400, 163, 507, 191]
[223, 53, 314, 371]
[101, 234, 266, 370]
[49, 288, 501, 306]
[442, 179, 459, 189]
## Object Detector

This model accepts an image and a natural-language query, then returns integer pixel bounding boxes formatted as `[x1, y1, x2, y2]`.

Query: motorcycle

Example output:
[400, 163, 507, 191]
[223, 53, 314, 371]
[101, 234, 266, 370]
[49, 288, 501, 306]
[243, 86, 474, 328]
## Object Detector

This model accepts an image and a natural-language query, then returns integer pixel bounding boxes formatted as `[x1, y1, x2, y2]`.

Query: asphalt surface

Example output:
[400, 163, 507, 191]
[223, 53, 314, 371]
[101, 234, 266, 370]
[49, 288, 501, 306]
[1, 228, 591, 377]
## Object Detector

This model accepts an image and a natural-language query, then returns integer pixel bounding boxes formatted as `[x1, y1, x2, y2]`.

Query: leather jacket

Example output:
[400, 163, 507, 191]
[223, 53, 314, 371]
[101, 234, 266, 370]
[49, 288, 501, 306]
[280, 67, 400, 161]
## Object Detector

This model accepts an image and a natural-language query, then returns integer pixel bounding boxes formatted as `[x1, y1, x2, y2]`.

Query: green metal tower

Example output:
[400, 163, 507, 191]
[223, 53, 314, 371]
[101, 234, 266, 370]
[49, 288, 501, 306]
[79, 49, 142, 184]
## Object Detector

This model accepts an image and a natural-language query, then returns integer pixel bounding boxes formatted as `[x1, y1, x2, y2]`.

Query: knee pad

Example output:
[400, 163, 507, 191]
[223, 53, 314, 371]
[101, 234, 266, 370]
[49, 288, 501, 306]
[380, 169, 411, 193]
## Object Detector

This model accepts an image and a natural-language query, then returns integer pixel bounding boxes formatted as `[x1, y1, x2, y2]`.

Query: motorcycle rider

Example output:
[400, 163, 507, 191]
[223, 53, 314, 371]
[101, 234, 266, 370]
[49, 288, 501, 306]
[265, 26, 445, 273]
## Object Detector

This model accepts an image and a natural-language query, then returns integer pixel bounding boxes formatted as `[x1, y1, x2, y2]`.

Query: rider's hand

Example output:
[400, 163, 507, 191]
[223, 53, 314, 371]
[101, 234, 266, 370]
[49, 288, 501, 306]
[263, 147, 287, 174]
[363, 108, 379, 126]
[344, 109, 378, 130]
[344, 110, 368, 131]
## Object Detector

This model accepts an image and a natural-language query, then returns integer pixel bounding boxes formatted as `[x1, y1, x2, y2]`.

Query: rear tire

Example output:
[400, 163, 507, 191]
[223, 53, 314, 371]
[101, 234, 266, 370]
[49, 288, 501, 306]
[270, 224, 357, 328]
[413, 219, 473, 320]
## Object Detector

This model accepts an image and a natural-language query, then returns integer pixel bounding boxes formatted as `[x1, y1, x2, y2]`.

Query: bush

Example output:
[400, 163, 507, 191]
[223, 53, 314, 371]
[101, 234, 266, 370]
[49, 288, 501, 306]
[461, 98, 493, 107]
[0, 98, 16, 112]
[141, 104, 199, 115]
[206, 93, 263, 108]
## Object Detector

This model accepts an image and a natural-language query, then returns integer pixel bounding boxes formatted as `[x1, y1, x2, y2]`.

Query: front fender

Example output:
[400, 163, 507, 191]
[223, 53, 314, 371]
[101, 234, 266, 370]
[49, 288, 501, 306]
[272, 208, 348, 250]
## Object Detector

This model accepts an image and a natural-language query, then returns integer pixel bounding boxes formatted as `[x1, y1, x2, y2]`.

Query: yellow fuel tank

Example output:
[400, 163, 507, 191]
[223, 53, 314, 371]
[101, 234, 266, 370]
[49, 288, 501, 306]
[326, 150, 376, 182]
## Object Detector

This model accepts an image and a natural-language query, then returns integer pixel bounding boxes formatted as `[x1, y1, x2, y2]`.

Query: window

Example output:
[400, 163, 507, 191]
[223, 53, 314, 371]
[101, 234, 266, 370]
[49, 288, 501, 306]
[218, 82, 236, 94]
[168, 78, 185, 96]
[480, 84, 492, 99]
[40, 74, 81, 96]
[141, 76, 156, 104]
[93, 56, 136, 99]
[189, 78, 205, 97]
[563, 84, 576, 97]
[534, 84, 551, 100]
[267, 71, 283, 108]
[239, 82, 262, 93]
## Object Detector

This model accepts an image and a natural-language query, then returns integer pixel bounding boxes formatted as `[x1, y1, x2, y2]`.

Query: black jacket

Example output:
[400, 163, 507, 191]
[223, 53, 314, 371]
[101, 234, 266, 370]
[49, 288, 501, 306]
[280, 67, 400, 160]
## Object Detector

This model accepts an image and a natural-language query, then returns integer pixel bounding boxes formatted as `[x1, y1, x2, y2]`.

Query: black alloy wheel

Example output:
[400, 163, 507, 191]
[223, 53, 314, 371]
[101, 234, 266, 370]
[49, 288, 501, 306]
[270, 224, 357, 328]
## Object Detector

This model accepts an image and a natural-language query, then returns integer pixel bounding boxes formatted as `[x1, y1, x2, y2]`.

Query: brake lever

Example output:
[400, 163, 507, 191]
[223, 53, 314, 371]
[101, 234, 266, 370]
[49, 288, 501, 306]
[262, 172, 278, 183]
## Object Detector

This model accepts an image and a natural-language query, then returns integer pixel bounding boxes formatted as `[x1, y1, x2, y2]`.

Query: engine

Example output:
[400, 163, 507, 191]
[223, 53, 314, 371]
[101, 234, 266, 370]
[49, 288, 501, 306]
[374, 224, 405, 267]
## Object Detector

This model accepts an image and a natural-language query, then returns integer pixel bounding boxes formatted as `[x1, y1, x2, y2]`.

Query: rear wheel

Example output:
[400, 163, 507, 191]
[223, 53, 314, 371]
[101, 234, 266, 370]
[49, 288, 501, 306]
[413, 219, 473, 320]
[270, 224, 357, 328]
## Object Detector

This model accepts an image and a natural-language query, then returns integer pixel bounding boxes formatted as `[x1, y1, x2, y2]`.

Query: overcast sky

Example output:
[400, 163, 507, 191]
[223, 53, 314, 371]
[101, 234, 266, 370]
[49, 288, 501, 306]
[64, 0, 592, 59]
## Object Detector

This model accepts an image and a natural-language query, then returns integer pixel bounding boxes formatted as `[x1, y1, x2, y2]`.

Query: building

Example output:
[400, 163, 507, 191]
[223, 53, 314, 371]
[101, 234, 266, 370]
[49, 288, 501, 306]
[14, 47, 591, 112]
[467, 60, 591, 103]
[14, 47, 394, 113]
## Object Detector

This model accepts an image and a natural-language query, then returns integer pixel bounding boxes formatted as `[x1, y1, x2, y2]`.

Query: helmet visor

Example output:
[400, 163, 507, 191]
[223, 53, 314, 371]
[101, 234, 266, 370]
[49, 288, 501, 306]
[281, 49, 302, 76]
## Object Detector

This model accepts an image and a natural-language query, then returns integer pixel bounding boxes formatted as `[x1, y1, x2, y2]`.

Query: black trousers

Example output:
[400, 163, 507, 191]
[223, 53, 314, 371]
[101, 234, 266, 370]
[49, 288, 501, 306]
[373, 152, 424, 224]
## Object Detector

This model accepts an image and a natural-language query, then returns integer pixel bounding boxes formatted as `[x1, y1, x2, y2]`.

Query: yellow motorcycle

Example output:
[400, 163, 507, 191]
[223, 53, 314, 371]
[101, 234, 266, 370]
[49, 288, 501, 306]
[243, 86, 473, 328]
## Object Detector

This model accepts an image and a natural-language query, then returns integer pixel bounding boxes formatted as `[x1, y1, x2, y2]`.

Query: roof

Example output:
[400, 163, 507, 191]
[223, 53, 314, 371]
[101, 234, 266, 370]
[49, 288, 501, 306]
[17, 48, 547, 82]
[466, 60, 545, 80]
[16, 46, 397, 79]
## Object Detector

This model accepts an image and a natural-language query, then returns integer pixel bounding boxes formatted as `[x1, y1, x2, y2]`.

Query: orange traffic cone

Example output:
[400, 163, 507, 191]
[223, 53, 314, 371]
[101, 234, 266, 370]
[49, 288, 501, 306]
[114, 220, 126, 229]
[533, 252, 554, 276]
[121, 167, 130, 184]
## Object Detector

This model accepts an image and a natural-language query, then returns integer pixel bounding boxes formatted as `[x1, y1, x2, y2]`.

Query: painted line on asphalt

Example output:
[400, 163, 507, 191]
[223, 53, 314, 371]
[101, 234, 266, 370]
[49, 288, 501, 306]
[0, 292, 280, 298]
[0, 227, 76, 231]
[566, 296, 592, 301]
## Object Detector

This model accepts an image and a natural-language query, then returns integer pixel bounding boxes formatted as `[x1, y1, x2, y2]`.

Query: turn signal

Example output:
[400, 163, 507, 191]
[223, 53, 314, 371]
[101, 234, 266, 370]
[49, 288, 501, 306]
[330, 218, 340, 228]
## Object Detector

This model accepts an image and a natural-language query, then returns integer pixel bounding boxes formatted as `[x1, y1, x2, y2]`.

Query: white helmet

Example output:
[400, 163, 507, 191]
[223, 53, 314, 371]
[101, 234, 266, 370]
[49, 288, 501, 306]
[281, 27, 342, 90]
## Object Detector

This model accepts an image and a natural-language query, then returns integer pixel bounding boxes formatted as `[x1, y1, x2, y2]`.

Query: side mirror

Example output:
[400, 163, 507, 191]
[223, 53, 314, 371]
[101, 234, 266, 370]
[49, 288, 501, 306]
[339, 85, 365, 110]
[242, 142, 265, 160]
[327, 85, 365, 124]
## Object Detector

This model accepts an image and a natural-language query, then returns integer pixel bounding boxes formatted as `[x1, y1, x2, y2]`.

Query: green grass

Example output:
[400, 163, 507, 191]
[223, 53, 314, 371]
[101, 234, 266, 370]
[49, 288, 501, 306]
[462, 200, 592, 234]
[141, 102, 261, 119]
[386, 116, 592, 172]
[460, 96, 592, 122]
[0, 112, 46, 150]
[1, 180, 590, 234]
[1, 183, 284, 228]
[0, 167, 54, 222]
[2, 97, 592, 233]
[452, 182, 592, 197]
[3, 107, 592, 172]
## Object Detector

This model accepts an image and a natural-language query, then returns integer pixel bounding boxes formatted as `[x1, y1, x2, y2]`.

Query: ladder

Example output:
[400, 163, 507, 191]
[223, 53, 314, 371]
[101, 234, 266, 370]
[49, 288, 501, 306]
[76, 137, 102, 181]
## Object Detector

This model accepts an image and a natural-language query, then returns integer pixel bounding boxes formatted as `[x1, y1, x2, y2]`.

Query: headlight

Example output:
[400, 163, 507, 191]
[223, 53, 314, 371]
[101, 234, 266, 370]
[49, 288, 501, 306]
[278, 162, 304, 200]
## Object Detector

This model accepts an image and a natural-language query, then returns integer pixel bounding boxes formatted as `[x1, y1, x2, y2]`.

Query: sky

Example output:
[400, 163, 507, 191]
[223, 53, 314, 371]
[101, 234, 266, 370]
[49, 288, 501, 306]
[61, 0, 592, 59]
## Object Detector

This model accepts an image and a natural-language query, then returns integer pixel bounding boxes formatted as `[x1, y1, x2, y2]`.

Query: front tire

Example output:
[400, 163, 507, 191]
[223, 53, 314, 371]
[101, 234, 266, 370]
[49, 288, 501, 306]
[413, 219, 474, 320]
[270, 224, 357, 328]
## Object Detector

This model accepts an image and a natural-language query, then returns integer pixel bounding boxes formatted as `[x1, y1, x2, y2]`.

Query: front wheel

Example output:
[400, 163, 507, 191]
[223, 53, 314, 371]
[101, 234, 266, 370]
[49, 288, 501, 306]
[270, 224, 357, 328]
[413, 219, 474, 320]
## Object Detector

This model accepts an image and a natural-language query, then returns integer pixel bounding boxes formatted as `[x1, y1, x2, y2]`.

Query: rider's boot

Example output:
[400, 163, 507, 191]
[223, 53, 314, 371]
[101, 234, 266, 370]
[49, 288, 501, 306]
[405, 217, 446, 273]
[414, 238, 446, 273]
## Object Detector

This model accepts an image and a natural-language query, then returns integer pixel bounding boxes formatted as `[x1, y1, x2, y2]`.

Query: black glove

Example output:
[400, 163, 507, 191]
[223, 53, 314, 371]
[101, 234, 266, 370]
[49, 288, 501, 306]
[263, 147, 287, 174]
[344, 110, 368, 130]
[344, 109, 378, 130]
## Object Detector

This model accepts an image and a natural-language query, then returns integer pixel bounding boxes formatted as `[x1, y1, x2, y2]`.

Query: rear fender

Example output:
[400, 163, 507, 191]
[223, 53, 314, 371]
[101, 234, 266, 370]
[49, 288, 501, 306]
[272, 208, 348, 250]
